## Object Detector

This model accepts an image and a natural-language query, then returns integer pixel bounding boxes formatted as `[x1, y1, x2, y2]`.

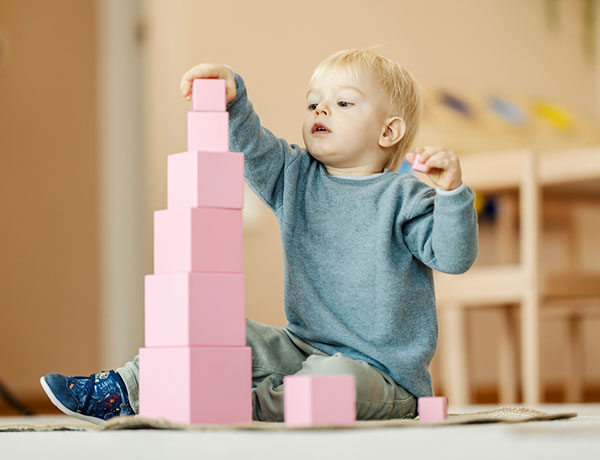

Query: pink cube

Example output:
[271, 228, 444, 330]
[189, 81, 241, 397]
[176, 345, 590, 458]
[153, 207, 242, 274]
[144, 272, 246, 347]
[418, 396, 448, 422]
[191, 78, 226, 112]
[283, 375, 356, 427]
[187, 112, 229, 153]
[139, 346, 252, 425]
[412, 154, 428, 172]
[167, 151, 244, 210]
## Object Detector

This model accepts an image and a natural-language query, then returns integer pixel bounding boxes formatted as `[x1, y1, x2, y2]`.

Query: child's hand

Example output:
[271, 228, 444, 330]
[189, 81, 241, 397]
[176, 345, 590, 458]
[180, 63, 237, 103]
[405, 146, 463, 191]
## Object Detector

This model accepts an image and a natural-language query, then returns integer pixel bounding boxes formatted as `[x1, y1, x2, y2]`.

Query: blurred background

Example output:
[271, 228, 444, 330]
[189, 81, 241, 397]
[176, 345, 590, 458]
[1, 0, 599, 414]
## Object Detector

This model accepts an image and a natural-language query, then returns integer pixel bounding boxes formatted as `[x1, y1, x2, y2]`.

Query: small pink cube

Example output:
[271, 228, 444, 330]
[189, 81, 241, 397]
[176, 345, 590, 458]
[418, 396, 448, 422]
[284, 375, 356, 427]
[412, 154, 428, 172]
[191, 78, 226, 112]
[187, 111, 230, 153]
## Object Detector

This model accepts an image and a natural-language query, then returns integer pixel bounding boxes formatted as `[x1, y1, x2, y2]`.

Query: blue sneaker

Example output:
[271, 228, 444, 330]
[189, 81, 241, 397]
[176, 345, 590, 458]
[40, 370, 134, 424]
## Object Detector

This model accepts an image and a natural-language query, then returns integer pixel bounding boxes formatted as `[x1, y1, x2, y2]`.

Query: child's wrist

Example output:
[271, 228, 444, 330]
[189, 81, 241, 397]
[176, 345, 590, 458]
[439, 177, 462, 191]
[436, 181, 465, 195]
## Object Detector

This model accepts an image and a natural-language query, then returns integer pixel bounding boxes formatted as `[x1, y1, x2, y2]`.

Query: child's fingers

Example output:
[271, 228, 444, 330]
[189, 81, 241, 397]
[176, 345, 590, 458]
[425, 154, 451, 170]
[179, 63, 220, 96]
[179, 64, 236, 102]
[405, 151, 416, 163]
[415, 146, 445, 163]
[224, 78, 237, 103]
[180, 67, 201, 96]
[423, 150, 459, 171]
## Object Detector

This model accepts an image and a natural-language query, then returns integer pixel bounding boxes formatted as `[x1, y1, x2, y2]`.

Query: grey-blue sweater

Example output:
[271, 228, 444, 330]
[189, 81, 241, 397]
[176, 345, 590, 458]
[227, 71, 478, 398]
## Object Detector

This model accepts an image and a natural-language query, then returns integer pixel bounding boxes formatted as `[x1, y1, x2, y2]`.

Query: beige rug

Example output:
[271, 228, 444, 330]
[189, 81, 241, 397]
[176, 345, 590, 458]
[0, 407, 577, 432]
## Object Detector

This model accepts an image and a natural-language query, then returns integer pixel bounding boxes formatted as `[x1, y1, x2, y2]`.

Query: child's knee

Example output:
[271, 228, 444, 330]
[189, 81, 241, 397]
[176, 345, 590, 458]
[302, 352, 361, 377]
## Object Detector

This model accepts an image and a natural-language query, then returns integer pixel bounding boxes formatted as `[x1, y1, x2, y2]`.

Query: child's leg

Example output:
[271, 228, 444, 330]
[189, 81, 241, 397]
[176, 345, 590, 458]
[251, 328, 417, 421]
[245, 318, 315, 421]
[115, 357, 140, 413]
[297, 352, 417, 420]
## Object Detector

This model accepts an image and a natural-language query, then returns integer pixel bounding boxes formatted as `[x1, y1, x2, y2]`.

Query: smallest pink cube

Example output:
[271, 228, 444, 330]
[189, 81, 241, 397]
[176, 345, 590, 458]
[191, 78, 226, 112]
[418, 396, 448, 422]
[412, 154, 428, 172]
[284, 374, 356, 427]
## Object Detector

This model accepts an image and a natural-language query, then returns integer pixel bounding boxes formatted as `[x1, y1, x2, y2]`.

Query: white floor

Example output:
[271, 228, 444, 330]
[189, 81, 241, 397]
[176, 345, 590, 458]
[1, 404, 599, 460]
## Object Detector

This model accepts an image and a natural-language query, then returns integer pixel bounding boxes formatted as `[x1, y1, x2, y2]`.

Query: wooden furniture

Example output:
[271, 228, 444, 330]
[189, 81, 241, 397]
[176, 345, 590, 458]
[435, 147, 600, 405]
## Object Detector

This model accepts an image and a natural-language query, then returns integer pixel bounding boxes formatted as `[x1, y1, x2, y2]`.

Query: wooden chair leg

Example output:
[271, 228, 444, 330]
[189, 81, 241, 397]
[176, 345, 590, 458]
[520, 151, 541, 405]
[521, 292, 541, 404]
[497, 305, 518, 403]
[440, 304, 470, 406]
[565, 313, 585, 402]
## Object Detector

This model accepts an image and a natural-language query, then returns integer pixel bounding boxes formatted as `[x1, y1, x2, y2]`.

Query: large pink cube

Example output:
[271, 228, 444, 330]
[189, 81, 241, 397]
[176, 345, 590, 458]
[153, 207, 242, 274]
[283, 375, 356, 427]
[191, 78, 226, 112]
[418, 396, 448, 422]
[187, 112, 229, 152]
[167, 151, 244, 210]
[144, 272, 246, 347]
[139, 346, 252, 425]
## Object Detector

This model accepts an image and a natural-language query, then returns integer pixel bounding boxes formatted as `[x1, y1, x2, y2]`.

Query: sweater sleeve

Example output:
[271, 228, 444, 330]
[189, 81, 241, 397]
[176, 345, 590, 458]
[226, 70, 304, 213]
[400, 184, 479, 274]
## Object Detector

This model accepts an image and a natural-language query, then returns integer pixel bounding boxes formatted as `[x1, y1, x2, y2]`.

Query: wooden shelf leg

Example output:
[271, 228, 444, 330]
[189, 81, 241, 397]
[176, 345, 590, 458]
[497, 305, 518, 403]
[440, 304, 470, 406]
[565, 313, 585, 402]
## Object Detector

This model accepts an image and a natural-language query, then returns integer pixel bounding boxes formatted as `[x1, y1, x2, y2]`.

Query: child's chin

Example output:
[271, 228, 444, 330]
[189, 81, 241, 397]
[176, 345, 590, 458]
[307, 145, 334, 157]
[308, 151, 331, 163]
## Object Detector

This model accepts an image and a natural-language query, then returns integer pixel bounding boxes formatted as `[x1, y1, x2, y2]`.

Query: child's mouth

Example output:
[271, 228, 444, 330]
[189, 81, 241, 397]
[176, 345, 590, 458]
[312, 123, 331, 134]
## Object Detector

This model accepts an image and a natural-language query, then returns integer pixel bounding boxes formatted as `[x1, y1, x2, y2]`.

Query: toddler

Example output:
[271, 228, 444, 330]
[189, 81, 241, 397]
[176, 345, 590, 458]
[41, 48, 478, 423]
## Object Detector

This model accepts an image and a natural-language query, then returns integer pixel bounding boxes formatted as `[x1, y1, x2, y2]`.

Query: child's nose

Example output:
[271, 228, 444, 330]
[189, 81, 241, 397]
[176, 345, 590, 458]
[315, 102, 329, 115]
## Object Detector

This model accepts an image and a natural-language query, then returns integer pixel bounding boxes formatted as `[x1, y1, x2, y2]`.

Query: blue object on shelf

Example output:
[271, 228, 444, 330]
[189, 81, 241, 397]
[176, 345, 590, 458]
[440, 91, 472, 117]
[489, 96, 527, 126]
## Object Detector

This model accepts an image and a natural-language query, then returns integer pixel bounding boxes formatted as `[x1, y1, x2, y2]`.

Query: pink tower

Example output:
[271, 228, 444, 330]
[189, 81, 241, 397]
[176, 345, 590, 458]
[138, 78, 252, 425]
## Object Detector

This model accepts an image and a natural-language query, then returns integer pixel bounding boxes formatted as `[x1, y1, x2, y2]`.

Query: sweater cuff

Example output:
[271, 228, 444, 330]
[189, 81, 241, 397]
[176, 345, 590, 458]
[436, 181, 466, 196]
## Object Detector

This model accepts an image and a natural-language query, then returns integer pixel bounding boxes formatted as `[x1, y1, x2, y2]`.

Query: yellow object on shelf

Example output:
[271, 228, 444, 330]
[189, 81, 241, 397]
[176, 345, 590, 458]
[531, 101, 574, 131]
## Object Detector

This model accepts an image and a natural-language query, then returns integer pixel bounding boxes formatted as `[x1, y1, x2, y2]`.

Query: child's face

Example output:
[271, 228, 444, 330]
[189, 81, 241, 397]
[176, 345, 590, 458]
[302, 67, 390, 173]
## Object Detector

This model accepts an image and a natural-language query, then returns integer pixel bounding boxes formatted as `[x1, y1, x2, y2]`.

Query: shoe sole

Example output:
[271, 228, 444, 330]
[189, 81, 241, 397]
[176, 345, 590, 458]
[39, 376, 105, 425]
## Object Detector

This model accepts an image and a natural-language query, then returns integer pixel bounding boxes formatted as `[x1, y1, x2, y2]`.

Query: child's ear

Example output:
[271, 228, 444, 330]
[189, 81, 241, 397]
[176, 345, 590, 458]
[379, 117, 406, 148]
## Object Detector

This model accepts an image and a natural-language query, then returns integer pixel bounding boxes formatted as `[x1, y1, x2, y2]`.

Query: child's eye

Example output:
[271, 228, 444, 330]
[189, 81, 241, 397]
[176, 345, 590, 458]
[308, 103, 318, 110]
[338, 101, 352, 107]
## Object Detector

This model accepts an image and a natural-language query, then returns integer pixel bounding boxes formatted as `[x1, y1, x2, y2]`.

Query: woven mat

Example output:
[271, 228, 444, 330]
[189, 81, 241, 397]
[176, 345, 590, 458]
[0, 407, 577, 432]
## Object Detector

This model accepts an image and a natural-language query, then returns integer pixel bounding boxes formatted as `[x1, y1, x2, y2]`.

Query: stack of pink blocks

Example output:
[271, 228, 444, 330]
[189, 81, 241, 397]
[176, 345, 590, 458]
[138, 79, 252, 425]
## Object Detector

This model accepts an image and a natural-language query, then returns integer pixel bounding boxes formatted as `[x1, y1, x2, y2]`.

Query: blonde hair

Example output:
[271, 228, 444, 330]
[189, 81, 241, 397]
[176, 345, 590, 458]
[310, 48, 423, 171]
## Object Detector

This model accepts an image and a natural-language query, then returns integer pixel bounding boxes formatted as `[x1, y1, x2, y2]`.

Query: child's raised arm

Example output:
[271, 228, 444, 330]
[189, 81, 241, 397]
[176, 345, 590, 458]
[179, 63, 304, 214]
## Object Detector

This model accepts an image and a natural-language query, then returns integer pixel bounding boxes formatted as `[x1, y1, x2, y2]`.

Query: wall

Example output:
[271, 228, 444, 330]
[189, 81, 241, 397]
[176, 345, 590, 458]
[0, 0, 99, 402]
